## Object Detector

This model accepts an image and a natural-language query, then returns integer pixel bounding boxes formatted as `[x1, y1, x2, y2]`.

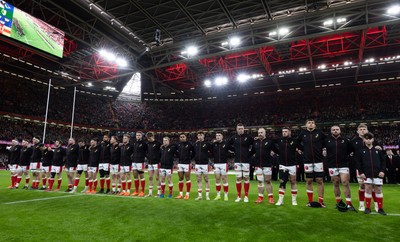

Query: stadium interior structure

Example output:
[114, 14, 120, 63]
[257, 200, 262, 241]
[0, 0, 399, 146]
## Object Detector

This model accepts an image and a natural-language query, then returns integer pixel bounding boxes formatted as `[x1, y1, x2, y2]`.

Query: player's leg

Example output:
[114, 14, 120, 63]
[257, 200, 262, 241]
[184, 169, 191, 199]
[14, 168, 23, 189]
[290, 172, 298, 205]
[159, 170, 166, 198]
[132, 168, 139, 196]
[56, 169, 63, 191]
[147, 169, 154, 196]
[264, 168, 274, 204]
[340, 170, 353, 208]
[357, 169, 366, 211]
[364, 181, 373, 214]
[276, 169, 288, 206]
[167, 171, 173, 198]
[255, 167, 264, 203]
[74, 167, 83, 193]
[119, 171, 127, 196]
[98, 168, 106, 193]
[304, 163, 314, 205]
[176, 165, 185, 198]
[138, 169, 146, 196]
[373, 184, 385, 215]
[195, 170, 203, 200]
[234, 163, 243, 202]
[221, 163, 229, 201]
[315, 163, 325, 206]
[214, 170, 222, 200]
[242, 163, 250, 202]
[204, 173, 210, 200]
[156, 167, 161, 197]
[332, 174, 341, 203]
[104, 166, 111, 194]
[126, 170, 132, 194]
[47, 171, 56, 191]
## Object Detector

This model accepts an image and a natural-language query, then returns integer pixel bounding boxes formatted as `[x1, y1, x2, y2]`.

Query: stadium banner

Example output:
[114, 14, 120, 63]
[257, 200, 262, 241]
[0, 1, 64, 58]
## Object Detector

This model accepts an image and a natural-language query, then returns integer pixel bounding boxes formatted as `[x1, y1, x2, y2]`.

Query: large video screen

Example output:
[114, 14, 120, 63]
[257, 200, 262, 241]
[0, 1, 64, 58]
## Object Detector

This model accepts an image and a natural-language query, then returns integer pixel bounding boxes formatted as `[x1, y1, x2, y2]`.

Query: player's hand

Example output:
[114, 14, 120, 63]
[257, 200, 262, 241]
[360, 173, 366, 179]
[374, 146, 382, 151]
[297, 150, 303, 154]
[378, 172, 384, 178]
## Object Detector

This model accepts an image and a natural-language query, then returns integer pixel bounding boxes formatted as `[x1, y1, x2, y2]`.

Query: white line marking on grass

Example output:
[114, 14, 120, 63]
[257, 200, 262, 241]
[3, 191, 146, 205]
[3, 195, 77, 205]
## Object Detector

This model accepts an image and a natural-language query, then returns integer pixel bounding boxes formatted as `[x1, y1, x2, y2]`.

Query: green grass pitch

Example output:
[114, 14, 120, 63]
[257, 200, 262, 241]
[0, 170, 398, 241]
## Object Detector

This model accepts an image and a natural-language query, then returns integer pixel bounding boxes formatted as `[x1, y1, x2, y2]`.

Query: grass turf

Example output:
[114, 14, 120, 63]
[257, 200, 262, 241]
[0, 170, 399, 242]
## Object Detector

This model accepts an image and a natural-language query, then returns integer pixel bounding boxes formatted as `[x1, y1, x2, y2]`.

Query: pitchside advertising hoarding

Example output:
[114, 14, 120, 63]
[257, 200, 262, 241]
[0, 0, 64, 58]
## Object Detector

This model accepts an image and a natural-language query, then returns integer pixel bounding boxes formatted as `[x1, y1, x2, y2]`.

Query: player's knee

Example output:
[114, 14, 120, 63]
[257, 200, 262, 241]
[279, 181, 287, 189]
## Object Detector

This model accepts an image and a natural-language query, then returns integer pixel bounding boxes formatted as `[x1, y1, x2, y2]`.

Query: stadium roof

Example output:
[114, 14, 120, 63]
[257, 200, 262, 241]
[1, 0, 400, 99]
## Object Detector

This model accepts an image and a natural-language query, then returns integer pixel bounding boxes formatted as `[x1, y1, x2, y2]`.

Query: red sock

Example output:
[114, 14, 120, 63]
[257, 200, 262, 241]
[223, 184, 229, 193]
[186, 181, 191, 192]
[85, 178, 89, 187]
[11, 176, 14, 186]
[376, 197, 383, 209]
[134, 179, 139, 193]
[93, 180, 98, 190]
[42, 178, 47, 187]
[57, 179, 62, 189]
[268, 194, 273, 199]
[216, 184, 221, 192]
[291, 190, 297, 196]
[106, 178, 110, 189]
[122, 181, 126, 191]
[141, 179, 145, 192]
[307, 190, 313, 202]
[68, 184, 73, 189]
[318, 196, 324, 204]
[74, 178, 80, 187]
[161, 184, 166, 194]
[128, 180, 132, 191]
[365, 197, 371, 209]
[88, 180, 93, 191]
[236, 182, 242, 197]
[17, 177, 22, 184]
[169, 185, 173, 195]
[336, 198, 341, 203]
[25, 178, 30, 186]
[372, 191, 376, 202]
[100, 178, 105, 189]
[244, 182, 250, 197]
[358, 189, 365, 202]
[179, 181, 184, 192]
[48, 178, 55, 190]
[279, 190, 285, 196]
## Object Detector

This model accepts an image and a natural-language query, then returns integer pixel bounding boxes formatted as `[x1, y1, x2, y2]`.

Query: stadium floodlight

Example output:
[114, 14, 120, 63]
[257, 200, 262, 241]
[299, 67, 307, 72]
[215, 76, 228, 86]
[107, 53, 116, 61]
[343, 61, 352, 66]
[186, 46, 199, 57]
[237, 73, 250, 83]
[317, 64, 326, 69]
[323, 19, 333, 26]
[387, 5, 400, 15]
[278, 27, 289, 36]
[269, 31, 277, 37]
[116, 58, 128, 67]
[204, 79, 212, 87]
[229, 37, 241, 47]
[221, 41, 228, 46]
[365, 58, 375, 63]
[336, 17, 347, 23]
[99, 49, 108, 57]
[87, 82, 93, 87]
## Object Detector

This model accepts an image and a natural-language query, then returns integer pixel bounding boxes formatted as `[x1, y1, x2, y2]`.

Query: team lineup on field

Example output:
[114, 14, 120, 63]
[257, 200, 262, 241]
[6, 120, 388, 215]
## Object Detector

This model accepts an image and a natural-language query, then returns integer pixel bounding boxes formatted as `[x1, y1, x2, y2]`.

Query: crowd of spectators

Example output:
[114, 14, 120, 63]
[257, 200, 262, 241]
[1, 78, 399, 137]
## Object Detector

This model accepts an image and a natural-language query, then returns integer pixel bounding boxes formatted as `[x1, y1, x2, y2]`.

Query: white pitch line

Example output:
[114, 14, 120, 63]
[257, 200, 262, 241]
[2, 191, 147, 205]
[3, 195, 77, 205]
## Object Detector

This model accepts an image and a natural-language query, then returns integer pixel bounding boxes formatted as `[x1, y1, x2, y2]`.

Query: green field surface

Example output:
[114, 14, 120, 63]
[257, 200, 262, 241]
[0, 170, 398, 241]
[10, 9, 63, 58]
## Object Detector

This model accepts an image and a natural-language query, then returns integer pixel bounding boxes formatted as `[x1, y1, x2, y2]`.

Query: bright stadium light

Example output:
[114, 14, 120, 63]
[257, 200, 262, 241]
[186, 46, 199, 56]
[87, 82, 93, 87]
[336, 17, 347, 23]
[204, 79, 212, 87]
[387, 5, 400, 15]
[317, 64, 326, 69]
[229, 37, 241, 47]
[278, 27, 289, 36]
[215, 76, 228, 86]
[116, 58, 128, 67]
[269, 31, 277, 37]
[107, 53, 116, 61]
[99, 49, 108, 57]
[323, 19, 333, 26]
[237, 73, 250, 83]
